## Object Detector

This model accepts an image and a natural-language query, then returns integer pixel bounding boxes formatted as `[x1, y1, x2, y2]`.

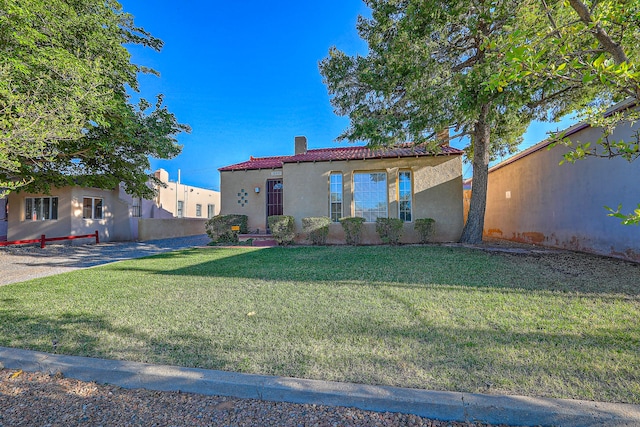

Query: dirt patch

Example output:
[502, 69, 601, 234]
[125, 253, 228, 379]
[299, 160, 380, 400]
[446, 238, 640, 296]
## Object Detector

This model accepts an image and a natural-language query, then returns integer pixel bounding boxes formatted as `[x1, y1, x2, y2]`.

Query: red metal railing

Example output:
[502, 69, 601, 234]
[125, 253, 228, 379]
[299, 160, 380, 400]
[0, 231, 99, 249]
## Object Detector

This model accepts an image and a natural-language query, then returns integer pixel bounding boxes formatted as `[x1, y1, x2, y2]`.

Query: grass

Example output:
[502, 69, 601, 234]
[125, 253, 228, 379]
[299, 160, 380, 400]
[0, 245, 638, 404]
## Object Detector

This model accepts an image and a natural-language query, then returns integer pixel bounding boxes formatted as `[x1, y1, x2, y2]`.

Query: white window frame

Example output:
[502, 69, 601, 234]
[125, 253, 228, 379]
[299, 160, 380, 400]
[196, 204, 202, 217]
[25, 197, 58, 221]
[83, 197, 103, 220]
[353, 172, 388, 222]
[398, 171, 413, 222]
[329, 173, 343, 222]
[207, 204, 216, 219]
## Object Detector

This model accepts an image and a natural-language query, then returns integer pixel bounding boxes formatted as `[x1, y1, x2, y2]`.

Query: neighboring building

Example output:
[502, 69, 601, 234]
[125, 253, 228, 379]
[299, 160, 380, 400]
[483, 105, 640, 261]
[153, 169, 220, 219]
[7, 185, 143, 243]
[5, 169, 220, 243]
[219, 136, 465, 244]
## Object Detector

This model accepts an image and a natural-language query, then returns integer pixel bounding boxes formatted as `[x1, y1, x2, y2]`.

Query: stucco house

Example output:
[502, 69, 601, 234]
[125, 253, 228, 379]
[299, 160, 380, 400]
[219, 136, 465, 244]
[152, 169, 220, 220]
[4, 169, 220, 243]
[483, 103, 640, 261]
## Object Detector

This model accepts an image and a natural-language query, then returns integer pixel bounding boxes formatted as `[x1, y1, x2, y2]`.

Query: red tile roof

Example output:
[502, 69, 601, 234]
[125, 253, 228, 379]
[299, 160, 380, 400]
[219, 144, 464, 171]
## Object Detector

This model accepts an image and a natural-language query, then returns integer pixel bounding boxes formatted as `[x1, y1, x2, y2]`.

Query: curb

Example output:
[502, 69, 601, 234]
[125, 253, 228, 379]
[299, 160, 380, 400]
[1, 346, 639, 427]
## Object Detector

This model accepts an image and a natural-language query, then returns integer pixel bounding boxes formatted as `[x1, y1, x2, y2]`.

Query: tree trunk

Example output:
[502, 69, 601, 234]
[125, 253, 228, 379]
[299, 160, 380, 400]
[459, 103, 491, 244]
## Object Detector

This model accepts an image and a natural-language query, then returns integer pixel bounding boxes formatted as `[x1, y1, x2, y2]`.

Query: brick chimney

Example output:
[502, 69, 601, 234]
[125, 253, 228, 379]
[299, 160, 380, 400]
[436, 128, 450, 146]
[295, 136, 307, 155]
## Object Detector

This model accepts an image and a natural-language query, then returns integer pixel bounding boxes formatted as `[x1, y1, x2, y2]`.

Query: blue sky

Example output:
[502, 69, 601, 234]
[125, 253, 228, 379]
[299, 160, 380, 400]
[120, 0, 574, 190]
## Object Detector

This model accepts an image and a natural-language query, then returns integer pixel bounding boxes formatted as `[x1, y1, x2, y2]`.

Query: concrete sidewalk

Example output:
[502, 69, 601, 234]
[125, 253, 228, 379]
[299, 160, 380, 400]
[1, 346, 639, 427]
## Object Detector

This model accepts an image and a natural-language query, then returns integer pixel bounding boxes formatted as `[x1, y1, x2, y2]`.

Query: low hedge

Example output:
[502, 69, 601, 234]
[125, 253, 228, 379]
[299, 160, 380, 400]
[205, 214, 248, 243]
[268, 215, 295, 246]
[339, 217, 365, 245]
[302, 216, 331, 245]
[375, 217, 403, 245]
[414, 218, 436, 243]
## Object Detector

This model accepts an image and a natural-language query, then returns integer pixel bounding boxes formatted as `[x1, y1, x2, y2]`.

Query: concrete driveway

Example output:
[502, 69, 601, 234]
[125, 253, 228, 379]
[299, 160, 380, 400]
[0, 234, 210, 286]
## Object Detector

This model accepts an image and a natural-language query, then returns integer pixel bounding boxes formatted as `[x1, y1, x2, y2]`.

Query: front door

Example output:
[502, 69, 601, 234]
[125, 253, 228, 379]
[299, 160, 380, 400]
[266, 179, 283, 229]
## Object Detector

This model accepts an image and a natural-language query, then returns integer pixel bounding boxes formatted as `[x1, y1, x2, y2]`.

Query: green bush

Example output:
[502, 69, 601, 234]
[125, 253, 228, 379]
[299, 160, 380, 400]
[375, 217, 404, 245]
[414, 218, 436, 243]
[302, 217, 331, 245]
[268, 215, 295, 246]
[339, 217, 365, 245]
[205, 214, 248, 243]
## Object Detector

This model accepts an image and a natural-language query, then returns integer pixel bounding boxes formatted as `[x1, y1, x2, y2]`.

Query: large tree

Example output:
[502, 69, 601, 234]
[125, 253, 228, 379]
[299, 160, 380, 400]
[0, 0, 188, 198]
[321, 0, 548, 243]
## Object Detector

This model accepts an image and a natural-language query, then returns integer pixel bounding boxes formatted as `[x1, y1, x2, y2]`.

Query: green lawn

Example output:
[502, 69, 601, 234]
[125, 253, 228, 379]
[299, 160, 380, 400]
[1, 245, 638, 403]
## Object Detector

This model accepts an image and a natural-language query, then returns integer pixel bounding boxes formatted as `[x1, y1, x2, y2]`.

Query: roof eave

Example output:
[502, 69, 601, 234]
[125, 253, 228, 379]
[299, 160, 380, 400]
[488, 98, 639, 174]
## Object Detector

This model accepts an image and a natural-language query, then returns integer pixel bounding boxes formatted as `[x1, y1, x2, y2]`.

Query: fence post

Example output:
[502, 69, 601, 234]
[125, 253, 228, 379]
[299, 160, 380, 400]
[95, 230, 99, 244]
[40, 234, 46, 249]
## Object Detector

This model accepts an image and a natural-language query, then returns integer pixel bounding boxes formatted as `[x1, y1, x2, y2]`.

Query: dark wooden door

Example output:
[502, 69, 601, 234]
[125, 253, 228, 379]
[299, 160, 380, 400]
[266, 179, 283, 226]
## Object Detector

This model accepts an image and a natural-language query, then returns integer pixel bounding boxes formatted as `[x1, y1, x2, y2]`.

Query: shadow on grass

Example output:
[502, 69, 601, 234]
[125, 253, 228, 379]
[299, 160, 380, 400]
[0, 296, 638, 404]
[0, 304, 233, 369]
[110, 246, 640, 297]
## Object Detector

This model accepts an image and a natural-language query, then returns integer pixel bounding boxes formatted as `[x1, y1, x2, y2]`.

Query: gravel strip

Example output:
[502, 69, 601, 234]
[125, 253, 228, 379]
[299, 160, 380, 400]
[0, 235, 211, 286]
[0, 368, 515, 427]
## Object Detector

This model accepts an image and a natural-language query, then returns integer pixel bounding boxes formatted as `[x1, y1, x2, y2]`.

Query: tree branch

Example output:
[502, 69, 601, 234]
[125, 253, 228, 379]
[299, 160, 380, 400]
[567, 0, 628, 64]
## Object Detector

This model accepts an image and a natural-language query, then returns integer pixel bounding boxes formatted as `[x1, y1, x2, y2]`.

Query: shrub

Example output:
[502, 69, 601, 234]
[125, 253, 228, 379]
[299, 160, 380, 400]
[302, 217, 331, 245]
[339, 217, 365, 245]
[205, 214, 248, 243]
[414, 218, 436, 243]
[268, 215, 295, 246]
[375, 217, 404, 245]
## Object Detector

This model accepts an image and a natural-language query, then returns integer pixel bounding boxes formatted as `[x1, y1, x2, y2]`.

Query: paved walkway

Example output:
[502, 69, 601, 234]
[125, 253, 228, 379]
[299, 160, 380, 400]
[1, 347, 639, 426]
[0, 234, 210, 286]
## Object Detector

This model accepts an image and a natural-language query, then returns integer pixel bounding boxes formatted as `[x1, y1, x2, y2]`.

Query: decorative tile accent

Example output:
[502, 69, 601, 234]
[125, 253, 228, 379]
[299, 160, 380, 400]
[237, 189, 249, 207]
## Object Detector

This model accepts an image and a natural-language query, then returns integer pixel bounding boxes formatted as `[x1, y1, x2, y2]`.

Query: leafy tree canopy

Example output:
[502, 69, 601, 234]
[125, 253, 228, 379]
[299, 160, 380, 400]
[321, 0, 534, 152]
[492, 0, 639, 143]
[0, 0, 188, 198]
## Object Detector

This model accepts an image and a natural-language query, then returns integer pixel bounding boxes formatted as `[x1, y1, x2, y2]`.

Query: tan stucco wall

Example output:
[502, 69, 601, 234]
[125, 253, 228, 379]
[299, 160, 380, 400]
[138, 218, 207, 241]
[7, 186, 123, 243]
[220, 155, 464, 243]
[484, 121, 640, 261]
[6, 174, 218, 243]
[69, 187, 123, 242]
[154, 169, 220, 219]
[285, 156, 463, 243]
[220, 168, 282, 233]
